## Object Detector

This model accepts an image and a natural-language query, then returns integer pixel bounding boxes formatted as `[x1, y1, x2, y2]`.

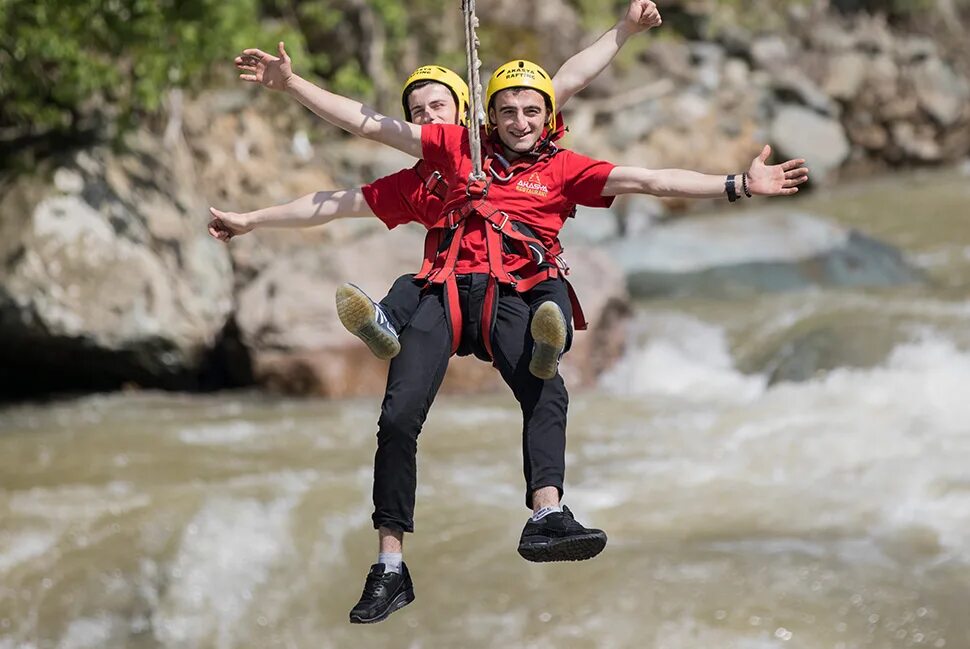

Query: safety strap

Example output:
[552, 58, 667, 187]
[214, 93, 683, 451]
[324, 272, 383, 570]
[413, 160, 449, 201]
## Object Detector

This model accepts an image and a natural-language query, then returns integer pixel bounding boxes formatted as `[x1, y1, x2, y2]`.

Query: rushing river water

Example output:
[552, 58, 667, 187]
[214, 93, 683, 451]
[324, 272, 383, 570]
[2, 170, 970, 649]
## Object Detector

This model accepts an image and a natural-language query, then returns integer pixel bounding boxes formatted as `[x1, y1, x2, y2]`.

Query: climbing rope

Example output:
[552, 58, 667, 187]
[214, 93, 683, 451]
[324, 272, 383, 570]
[462, 0, 486, 182]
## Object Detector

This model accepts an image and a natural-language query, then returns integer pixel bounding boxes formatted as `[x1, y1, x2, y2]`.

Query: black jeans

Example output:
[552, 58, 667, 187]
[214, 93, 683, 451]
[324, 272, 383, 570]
[371, 274, 570, 533]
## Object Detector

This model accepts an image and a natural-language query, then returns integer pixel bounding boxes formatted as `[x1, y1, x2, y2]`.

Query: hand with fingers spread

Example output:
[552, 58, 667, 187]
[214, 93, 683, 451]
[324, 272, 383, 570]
[745, 145, 810, 196]
[207, 207, 254, 242]
[235, 41, 293, 92]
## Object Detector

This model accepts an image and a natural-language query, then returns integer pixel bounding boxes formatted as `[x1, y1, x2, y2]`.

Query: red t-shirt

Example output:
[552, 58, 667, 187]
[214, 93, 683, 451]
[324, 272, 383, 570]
[422, 123, 615, 274]
[360, 163, 444, 230]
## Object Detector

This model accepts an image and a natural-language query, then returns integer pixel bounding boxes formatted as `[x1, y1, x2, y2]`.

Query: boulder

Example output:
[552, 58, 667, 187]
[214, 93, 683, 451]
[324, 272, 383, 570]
[771, 104, 851, 182]
[738, 314, 909, 385]
[604, 210, 926, 299]
[0, 134, 234, 396]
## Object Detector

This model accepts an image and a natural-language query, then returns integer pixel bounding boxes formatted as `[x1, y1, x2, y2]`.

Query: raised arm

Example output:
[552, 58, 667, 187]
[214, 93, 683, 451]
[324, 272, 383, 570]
[602, 146, 810, 198]
[207, 188, 373, 242]
[235, 42, 422, 158]
[552, 0, 662, 110]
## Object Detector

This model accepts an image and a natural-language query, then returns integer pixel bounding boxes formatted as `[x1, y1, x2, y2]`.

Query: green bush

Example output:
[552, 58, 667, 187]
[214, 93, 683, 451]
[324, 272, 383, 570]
[0, 0, 300, 138]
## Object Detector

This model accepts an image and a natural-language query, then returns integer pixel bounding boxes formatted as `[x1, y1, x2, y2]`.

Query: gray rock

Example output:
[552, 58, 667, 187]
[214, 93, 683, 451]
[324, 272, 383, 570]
[751, 36, 791, 71]
[741, 316, 907, 385]
[891, 121, 943, 162]
[771, 104, 851, 181]
[913, 58, 970, 127]
[605, 210, 925, 299]
[771, 70, 840, 116]
[0, 141, 234, 394]
[823, 52, 869, 100]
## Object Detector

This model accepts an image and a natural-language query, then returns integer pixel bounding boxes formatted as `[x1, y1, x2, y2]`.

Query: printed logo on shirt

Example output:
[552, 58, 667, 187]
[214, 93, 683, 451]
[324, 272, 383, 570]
[516, 172, 549, 197]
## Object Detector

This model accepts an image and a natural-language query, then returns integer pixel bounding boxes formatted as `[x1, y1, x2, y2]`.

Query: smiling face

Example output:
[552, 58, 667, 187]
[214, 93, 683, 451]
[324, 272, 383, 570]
[488, 88, 549, 156]
[406, 82, 460, 125]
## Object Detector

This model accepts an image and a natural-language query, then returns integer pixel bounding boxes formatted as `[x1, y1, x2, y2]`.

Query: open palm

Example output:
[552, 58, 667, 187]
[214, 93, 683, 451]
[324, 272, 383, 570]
[746, 145, 810, 196]
[234, 41, 293, 91]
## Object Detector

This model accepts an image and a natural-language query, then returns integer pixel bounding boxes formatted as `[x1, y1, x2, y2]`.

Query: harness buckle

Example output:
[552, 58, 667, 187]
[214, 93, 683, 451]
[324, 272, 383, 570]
[491, 212, 509, 231]
[466, 176, 491, 199]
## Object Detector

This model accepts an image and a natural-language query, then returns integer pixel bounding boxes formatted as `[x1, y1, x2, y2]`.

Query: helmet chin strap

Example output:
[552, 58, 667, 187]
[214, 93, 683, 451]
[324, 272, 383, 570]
[462, 0, 486, 183]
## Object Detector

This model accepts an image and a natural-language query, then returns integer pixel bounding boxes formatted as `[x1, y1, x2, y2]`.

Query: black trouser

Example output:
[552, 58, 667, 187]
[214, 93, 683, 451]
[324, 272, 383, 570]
[379, 273, 574, 351]
[372, 273, 571, 533]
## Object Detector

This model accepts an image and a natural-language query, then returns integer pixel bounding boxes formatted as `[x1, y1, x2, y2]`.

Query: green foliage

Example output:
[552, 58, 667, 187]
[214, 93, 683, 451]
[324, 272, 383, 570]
[0, 0, 301, 138]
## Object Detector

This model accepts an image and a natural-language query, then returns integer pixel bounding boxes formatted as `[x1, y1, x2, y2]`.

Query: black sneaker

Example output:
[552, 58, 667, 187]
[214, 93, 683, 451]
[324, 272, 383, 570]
[517, 506, 607, 563]
[529, 301, 567, 380]
[348, 562, 415, 624]
[335, 283, 401, 360]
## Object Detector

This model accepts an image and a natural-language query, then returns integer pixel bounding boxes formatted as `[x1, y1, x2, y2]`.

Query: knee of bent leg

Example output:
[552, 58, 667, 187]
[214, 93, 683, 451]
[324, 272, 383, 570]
[376, 400, 426, 443]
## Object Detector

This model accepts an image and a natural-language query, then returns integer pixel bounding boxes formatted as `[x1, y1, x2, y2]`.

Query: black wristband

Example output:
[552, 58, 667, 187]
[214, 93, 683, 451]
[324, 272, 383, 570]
[725, 175, 738, 203]
[742, 172, 752, 198]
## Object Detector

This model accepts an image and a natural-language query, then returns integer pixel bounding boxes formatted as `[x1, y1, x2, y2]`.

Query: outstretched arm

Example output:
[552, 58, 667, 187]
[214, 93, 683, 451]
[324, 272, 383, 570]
[235, 42, 422, 158]
[552, 0, 662, 110]
[602, 146, 809, 198]
[207, 188, 373, 242]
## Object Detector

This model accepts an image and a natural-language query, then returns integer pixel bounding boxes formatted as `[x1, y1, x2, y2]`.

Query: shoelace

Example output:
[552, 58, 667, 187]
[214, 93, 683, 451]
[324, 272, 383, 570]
[361, 571, 392, 598]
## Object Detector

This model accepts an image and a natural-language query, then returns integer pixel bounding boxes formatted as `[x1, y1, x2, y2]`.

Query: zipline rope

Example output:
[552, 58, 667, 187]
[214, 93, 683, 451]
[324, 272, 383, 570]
[462, 0, 486, 182]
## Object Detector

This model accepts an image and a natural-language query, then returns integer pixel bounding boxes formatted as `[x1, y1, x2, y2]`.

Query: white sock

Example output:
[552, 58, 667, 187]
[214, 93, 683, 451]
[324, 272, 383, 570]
[531, 505, 562, 522]
[378, 552, 403, 574]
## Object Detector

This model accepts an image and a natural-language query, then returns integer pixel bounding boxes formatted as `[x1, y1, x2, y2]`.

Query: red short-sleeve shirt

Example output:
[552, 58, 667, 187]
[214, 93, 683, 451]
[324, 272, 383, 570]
[360, 164, 444, 230]
[421, 123, 615, 274]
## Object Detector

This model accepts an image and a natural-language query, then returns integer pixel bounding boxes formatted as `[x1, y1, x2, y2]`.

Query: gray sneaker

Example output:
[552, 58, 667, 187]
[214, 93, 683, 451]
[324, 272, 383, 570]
[529, 301, 567, 380]
[335, 283, 401, 360]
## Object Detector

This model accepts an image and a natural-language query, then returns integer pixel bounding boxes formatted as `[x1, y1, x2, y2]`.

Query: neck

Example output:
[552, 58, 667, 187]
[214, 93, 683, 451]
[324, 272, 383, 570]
[501, 144, 525, 162]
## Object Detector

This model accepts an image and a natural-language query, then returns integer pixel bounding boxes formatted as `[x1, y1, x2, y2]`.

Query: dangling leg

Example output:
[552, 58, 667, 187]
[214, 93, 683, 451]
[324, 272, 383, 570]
[488, 290, 606, 563]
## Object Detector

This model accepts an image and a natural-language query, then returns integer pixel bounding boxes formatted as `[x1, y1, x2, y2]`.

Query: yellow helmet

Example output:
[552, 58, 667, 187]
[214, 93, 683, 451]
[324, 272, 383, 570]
[485, 60, 557, 133]
[401, 65, 470, 126]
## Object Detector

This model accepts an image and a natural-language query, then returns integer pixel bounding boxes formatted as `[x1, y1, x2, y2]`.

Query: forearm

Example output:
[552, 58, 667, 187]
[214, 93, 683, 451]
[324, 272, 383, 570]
[552, 20, 639, 109]
[603, 166, 740, 199]
[248, 188, 373, 228]
[285, 75, 422, 157]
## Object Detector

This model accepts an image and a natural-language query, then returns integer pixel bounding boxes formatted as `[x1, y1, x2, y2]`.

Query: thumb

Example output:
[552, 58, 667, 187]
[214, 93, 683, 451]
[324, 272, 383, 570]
[278, 41, 289, 62]
[209, 206, 223, 218]
[759, 144, 771, 164]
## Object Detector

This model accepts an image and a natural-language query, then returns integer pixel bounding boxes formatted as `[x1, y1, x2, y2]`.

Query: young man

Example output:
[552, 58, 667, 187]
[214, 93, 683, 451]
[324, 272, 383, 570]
[208, 1, 667, 624]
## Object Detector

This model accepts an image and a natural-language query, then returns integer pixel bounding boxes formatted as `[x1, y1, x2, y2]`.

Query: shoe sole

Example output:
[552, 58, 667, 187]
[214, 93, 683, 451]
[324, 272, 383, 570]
[335, 284, 401, 360]
[517, 531, 607, 563]
[348, 588, 415, 624]
[529, 302, 567, 380]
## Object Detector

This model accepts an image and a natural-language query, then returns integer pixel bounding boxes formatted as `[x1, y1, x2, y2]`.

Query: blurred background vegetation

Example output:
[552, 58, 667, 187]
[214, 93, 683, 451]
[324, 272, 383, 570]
[2, 0, 967, 154]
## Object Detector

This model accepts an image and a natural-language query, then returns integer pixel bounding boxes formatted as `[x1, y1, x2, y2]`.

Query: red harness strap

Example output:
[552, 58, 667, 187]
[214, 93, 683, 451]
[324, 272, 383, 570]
[412, 160, 449, 201]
